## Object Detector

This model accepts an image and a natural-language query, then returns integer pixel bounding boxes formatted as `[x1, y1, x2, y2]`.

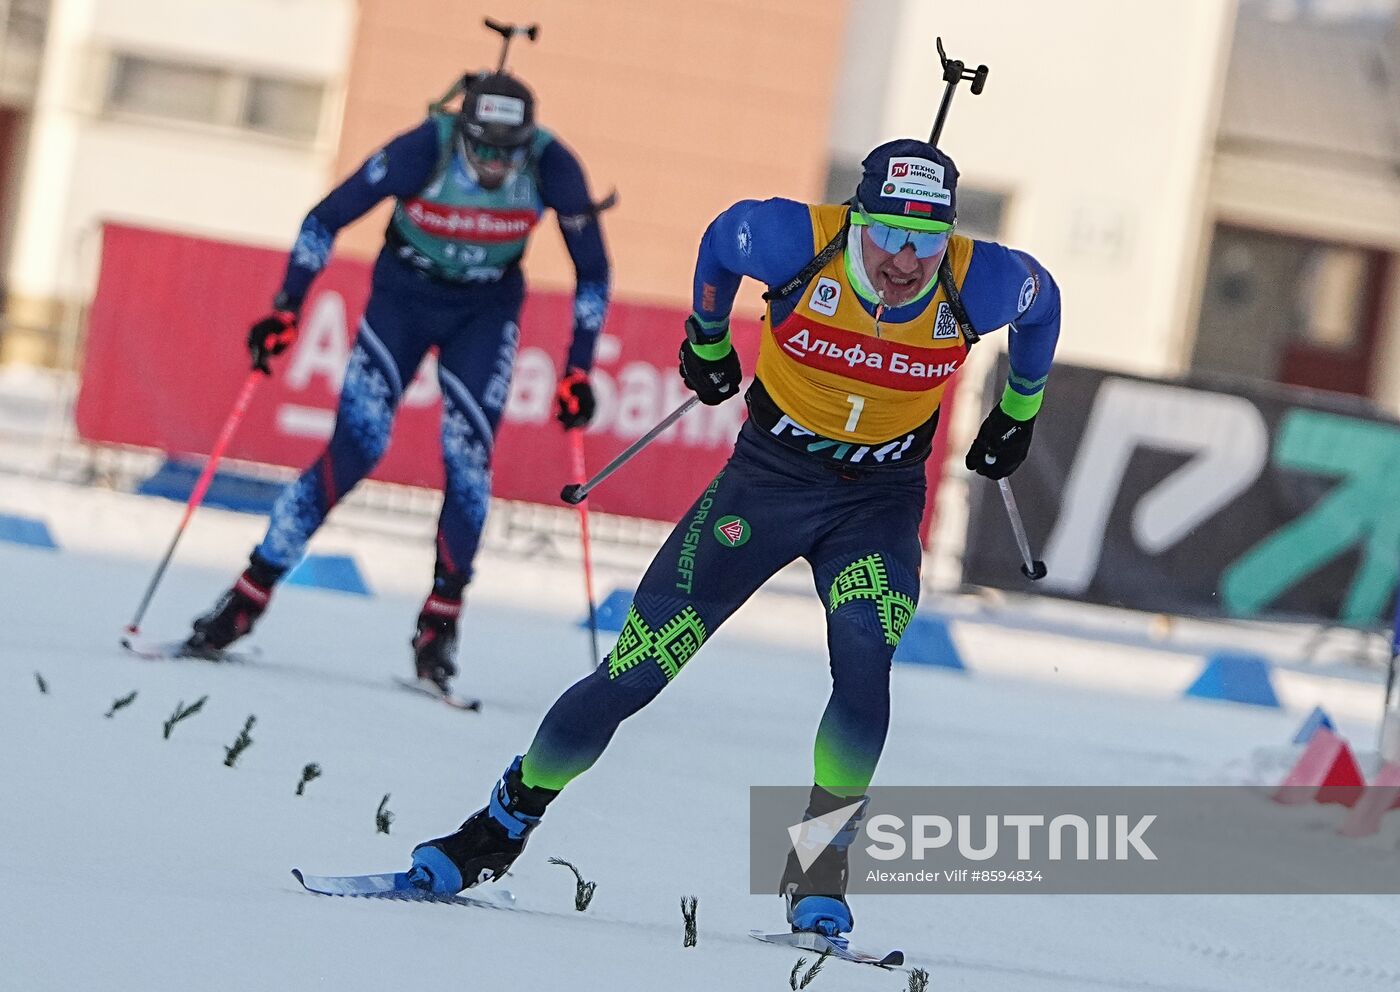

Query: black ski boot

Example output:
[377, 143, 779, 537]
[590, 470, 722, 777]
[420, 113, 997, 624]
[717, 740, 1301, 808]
[184, 560, 277, 658]
[412, 592, 461, 693]
[779, 786, 869, 936]
[408, 756, 558, 894]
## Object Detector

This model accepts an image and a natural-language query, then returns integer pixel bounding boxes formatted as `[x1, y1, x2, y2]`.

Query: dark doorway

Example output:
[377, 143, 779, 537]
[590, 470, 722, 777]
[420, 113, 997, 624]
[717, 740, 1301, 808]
[1192, 223, 1390, 398]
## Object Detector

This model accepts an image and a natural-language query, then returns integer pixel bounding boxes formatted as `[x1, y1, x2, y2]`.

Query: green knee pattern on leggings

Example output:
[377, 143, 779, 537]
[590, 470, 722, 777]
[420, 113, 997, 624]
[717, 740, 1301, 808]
[828, 554, 916, 648]
[608, 604, 708, 681]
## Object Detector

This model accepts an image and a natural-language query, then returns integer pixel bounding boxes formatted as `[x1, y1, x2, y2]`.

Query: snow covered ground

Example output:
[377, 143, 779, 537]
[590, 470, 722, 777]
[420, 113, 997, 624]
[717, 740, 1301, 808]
[3, 473, 1400, 992]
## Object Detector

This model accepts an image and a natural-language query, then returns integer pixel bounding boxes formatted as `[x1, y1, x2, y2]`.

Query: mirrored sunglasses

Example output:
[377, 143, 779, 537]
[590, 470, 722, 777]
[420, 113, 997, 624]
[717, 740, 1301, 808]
[863, 223, 950, 258]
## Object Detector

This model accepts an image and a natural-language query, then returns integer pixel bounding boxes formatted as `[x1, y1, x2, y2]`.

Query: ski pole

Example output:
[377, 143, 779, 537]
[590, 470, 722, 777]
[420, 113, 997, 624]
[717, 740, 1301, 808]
[122, 369, 264, 640]
[995, 476, 1047, 580]
[569, 431, 601, 669]
[561, 397, 698, 505]
[927, 38, 1028, 581]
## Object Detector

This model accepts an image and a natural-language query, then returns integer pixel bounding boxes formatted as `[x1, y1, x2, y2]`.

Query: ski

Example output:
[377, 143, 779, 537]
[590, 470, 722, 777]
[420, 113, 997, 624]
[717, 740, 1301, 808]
[119, 635, 257, 664]
[749, 929, 904, 969]
[294, 869, 894, 962]
[392, 676, 482, 712]
[292, 869, 514, 909]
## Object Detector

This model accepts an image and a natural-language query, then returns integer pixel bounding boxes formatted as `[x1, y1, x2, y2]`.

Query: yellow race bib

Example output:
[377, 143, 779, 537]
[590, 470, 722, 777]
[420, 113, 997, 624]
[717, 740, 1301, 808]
[756, 203, 973, 443]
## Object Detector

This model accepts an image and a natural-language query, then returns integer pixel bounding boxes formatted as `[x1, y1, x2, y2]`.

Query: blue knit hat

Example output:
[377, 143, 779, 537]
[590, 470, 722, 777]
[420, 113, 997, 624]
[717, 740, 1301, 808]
[855, 138, 958, 229]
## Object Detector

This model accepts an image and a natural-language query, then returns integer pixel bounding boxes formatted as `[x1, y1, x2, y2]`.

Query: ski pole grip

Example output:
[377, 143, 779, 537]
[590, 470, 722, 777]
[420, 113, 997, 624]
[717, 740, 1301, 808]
[561, 483, 586, 505]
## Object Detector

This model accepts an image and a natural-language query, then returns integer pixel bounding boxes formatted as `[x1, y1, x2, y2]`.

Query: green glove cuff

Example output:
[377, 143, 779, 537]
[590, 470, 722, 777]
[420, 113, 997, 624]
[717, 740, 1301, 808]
[690, 330, 734, 362]
[999, 383, 1043, 421]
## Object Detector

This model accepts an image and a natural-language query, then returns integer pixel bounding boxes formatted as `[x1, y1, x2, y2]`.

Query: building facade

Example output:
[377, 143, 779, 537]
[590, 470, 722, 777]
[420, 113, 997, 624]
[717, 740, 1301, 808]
[0, 0, 356, 365]
[832, 0, 1400, 412]
[329, 0, 850, 315]
[5, 0, 1398, 417]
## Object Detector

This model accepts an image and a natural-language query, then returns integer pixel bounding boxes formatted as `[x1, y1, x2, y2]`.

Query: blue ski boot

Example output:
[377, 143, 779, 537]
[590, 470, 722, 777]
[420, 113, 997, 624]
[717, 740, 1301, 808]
[779, 786, 869, 937]
[407, 756, 558, 894]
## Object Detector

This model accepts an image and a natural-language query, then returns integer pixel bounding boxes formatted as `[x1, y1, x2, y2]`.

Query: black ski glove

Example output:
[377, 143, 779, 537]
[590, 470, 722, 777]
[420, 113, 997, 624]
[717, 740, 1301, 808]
[679, 316, 742, 405]
[966, 403, 1036, 480]
[554, 367, 596, 430]
[247, 293, 301, 375]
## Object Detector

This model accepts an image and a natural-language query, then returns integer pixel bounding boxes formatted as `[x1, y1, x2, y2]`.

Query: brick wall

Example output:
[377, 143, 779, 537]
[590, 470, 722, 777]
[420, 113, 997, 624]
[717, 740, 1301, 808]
[334, 1, 849, 314]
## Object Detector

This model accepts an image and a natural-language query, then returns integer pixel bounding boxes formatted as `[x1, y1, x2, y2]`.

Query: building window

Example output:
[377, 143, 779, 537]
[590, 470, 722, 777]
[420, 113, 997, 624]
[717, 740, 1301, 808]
[108, 56, 223, 125]
[104, 53, 325, 144]
[243, 77, 322, 141]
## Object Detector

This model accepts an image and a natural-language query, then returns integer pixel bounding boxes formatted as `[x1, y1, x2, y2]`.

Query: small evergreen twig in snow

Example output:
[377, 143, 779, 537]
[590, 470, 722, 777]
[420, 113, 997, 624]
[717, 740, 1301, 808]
[223, 715, 256, 767]
[790, 951, 830, 989]
[162, 695, 208, 739]
[907, 967, 930, 992]
[104, 691, 138, 719]
[34, 672, 48, 694]
[681, 895, 698, 947]
[295, 763, 321, 796]
[547, 857, 597, 911]
[376, 794, 394, 834]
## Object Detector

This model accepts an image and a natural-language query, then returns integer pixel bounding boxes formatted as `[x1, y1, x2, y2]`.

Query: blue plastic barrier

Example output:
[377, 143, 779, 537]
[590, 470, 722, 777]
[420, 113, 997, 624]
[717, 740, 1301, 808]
[0, 513, 57, 549]
[893, 615, 967, 671]
[1184, 651, 1281, 708]
[1291, 706, 1336, 744]
[584, 589, 634, 632]
[285, 554, 372, 596]
[137, 459, 283, 515]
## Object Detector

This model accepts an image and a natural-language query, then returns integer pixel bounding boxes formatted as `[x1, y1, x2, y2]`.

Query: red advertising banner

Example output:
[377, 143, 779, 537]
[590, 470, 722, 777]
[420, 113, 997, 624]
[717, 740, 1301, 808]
[78, 223, 951, 535]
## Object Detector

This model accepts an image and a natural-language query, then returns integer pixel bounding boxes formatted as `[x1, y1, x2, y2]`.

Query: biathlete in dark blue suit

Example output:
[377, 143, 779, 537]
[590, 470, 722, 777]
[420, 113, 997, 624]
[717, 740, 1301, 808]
[401, 137, 1062, 937]
[185, 71, 611, 693]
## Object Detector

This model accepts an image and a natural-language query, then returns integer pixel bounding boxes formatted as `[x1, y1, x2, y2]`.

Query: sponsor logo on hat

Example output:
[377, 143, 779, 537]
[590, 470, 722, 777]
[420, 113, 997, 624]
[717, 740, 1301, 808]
[887, 157, 945, 186]
[476, 94, 526, 125]
[883, 156, 950, 206]
[886, 183, 951, 205]
[809, 276, 841, 317]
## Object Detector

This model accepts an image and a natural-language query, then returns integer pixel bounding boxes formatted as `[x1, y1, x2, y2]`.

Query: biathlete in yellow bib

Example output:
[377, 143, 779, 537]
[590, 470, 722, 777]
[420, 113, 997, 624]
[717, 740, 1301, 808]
[406, 138, 1063, 938]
